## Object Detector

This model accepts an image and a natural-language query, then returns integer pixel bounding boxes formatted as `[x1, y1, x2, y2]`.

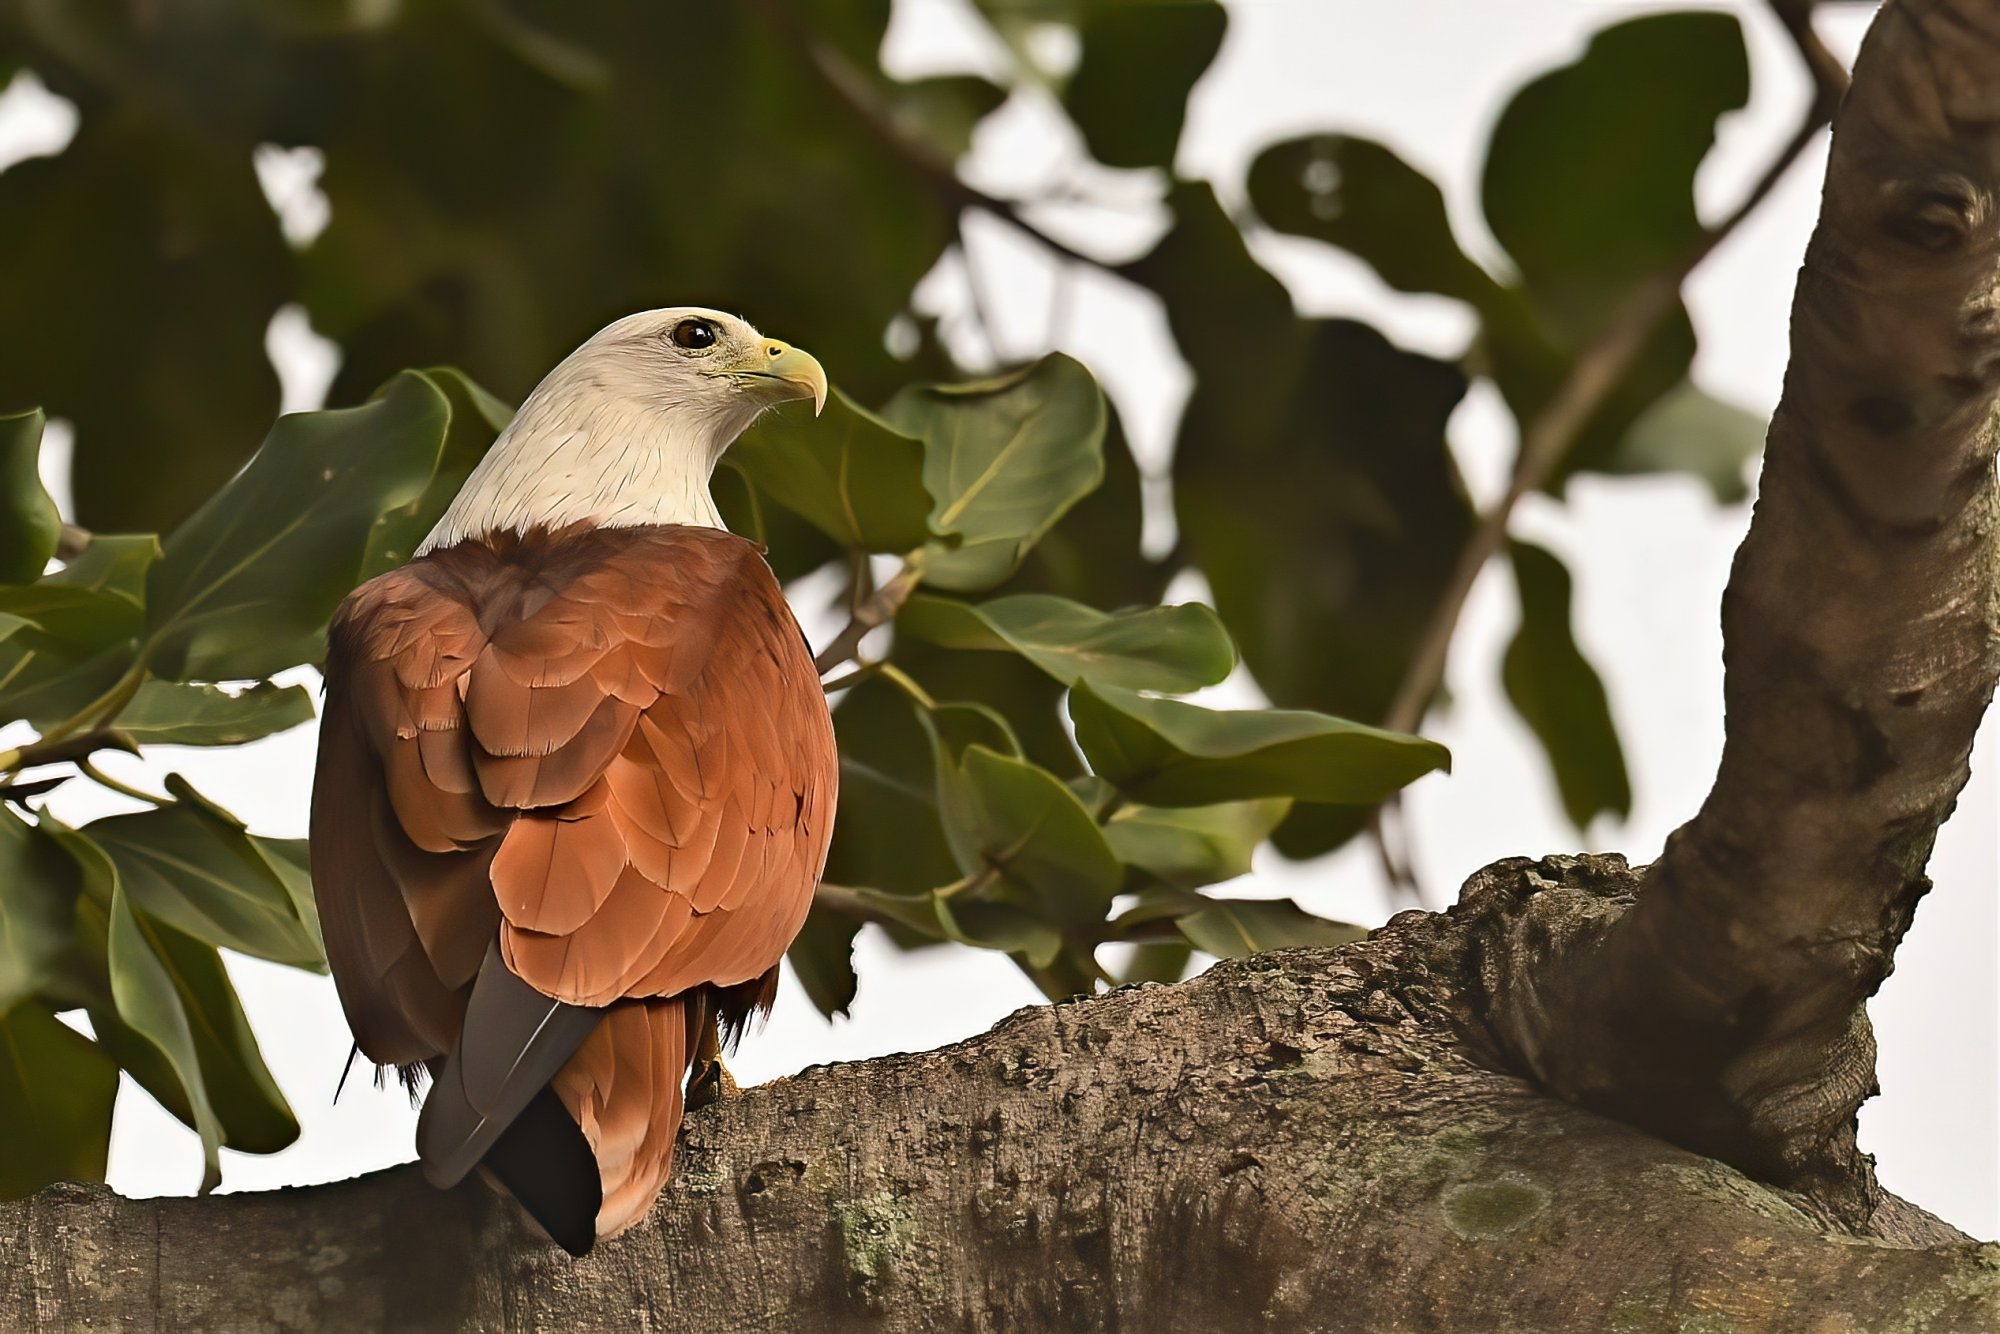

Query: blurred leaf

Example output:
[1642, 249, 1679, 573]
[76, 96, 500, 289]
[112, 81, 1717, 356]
[889, 75, 1008, 160]
[1102, 797, 1291, 890]
[85, 777, 325, 971]
[1070, 682, 1450, 807]
[1502, 541, 1630, 830]
[0, 535, 157, 727]
[0, 806, 80, 1013]
[0, 1004, 119, 1200]
[360, 367, 514, 578]
[899, 592, 1234, 692]
[0, 408, 59, 584]
[0, 110, 288, 531]
[144, 371, 452, 681]
[789, 911, 862, 1020]
[891, 355, 1108, 591]
[1482, 12, 1748, 336]
[105, 879, 225, 1190]
[732, 389, 936, 553]
[1248, 135, 1501, 308]
[1599, 379, 1764, 504]
[112, 680, 316, 747]
[1064, 0, 1226, 168]
[1177, 897, 1366, 959]
[1135, 185, 1472, 854]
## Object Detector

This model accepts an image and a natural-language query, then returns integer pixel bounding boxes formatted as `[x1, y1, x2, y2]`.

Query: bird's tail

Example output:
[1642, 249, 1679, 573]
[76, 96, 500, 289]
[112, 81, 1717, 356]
[545, 996, 695, 1244]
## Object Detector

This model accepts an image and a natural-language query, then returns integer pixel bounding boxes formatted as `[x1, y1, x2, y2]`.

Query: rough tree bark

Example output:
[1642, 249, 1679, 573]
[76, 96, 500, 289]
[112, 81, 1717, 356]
[5, 1, 1999, 1329]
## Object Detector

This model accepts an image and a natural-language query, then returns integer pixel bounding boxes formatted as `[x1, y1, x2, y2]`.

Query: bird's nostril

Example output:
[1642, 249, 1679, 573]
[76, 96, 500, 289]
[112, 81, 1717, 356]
[768, 346, 781, 356]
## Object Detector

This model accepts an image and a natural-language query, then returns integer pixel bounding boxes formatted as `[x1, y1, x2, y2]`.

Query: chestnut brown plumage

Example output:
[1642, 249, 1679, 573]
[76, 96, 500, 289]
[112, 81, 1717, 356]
[310, 309, 836, 1253]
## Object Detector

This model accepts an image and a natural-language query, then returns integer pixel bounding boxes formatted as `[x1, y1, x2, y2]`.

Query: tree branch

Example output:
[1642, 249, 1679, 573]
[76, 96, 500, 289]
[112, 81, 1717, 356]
[8, 859, 1994, 1331]
[1381, 0, 1849, 736]
[1477, 0, 2000, 1211]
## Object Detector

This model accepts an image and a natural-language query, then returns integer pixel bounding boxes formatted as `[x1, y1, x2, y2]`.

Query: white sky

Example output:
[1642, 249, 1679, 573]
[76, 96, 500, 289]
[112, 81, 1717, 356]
[1, 0, 1993, 1238]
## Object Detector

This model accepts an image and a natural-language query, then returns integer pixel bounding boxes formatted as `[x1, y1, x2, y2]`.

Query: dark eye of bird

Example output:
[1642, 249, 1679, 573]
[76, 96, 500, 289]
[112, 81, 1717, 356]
[671, 318, 718, 350]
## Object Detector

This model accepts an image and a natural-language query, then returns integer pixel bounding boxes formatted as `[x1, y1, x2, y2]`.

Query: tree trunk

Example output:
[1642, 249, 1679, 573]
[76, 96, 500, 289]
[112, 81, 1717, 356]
[7, 0, 2000, 1328]
[4, 857, 1995, 1332]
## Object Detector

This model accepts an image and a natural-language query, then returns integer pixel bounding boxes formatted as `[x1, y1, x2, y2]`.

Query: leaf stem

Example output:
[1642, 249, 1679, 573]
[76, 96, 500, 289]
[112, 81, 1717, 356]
[875, 661, 937, 712]
[815, 556, 924, 674]
[78, 758, 170, 807]
[819, 662, 880, 696]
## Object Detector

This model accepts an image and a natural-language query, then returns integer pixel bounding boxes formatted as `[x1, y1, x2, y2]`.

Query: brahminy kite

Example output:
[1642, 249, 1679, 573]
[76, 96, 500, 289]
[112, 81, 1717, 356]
[310, 309, 836, 1255]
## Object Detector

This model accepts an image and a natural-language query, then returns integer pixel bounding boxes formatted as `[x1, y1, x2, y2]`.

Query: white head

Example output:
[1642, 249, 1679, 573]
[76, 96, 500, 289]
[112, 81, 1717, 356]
[418, 307, 826, 553]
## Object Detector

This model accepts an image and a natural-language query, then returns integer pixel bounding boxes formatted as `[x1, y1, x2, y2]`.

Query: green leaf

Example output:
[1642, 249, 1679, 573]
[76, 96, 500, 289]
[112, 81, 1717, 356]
[1502, 541, 1630, 830]
[85, 776, 325, 971]
[0, 1004, 119, 1200]
[1064, 1, 1226, 168]
[1247, 135, 1502, 308]
[1177, 897, 1366, 960]
[1598, 379, 1764, 504]
[55, 874, 298, 1160]
[932, 894, 1062, 968]
[1482, 12, 1749, 336]
[116, 913, 299, 1156]
[144, 371, 454, 681]
[112, 680, 316, 747]
[891, 354, 1108, 592]
[898, 592, 1235, 693]
[0, 806, 81, 1013]
[0, 408, 60, 585]
[732, 388, 936, 553]
[1069, 682, 1450, 807]
[360, 366, 515, 579]
[0, 535, 157, 727]
[250, 835, 325, 962]
[788, 911, 861, 1020]
[928, 731, 1123, 931]
[1102, 798, 1291, 890]
[106, 879, 226, 1190]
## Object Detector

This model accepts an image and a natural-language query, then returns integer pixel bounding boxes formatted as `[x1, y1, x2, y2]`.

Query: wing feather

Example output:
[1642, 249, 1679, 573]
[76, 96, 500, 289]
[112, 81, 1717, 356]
[313, 524, 836, 1244]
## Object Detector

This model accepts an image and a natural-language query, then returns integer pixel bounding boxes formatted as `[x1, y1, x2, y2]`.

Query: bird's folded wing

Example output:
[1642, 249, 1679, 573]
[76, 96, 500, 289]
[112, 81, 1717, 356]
[313, 524, 837, 1064]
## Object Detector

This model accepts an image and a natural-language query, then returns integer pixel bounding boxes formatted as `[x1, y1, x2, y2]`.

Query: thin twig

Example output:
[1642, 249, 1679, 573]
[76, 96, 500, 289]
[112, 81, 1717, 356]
[1368, 804, 1423, 908]
[0, 727, 136, 777]
[78, 759, 170, 807]
[1381, 3, 1848, 737]
[815, 560, 924, 675]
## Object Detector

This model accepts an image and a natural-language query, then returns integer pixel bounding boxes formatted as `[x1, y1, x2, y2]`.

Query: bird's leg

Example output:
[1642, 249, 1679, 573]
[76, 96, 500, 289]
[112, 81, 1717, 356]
[684, 1013, 738, 1111]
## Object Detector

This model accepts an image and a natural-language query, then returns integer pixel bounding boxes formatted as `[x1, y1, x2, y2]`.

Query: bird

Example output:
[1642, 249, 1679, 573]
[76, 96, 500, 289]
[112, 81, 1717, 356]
[309, 308, 837, 1256]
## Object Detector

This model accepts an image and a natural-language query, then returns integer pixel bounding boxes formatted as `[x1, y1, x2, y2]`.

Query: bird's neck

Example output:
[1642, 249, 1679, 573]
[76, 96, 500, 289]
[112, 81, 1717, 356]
[418, 377, 729, 556]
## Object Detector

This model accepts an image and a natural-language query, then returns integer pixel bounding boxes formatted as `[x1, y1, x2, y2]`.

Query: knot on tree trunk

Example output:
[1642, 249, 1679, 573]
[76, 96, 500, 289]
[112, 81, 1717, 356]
[1455, 854, 1884, 1225]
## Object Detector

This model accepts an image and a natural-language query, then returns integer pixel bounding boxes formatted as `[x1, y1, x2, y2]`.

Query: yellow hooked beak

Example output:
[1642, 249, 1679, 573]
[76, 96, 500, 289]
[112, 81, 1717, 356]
[731, 339, 828, 416]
